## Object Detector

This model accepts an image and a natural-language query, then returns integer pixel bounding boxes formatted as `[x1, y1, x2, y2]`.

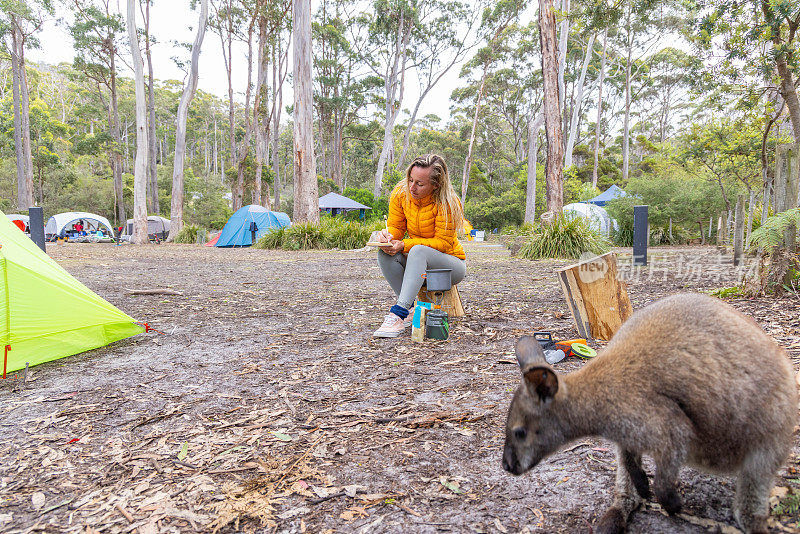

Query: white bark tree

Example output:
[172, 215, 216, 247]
[525, 113, 545, 223]
[591, 28, 608, 188]
[292, 0, 318, 222]
[564, 33, 595, 169]
[168, 0, 208, 242]
[127, 0, 149, 244]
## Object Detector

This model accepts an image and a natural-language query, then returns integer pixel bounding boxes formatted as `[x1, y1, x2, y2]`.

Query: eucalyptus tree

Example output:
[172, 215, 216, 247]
[563, 31, 595, 169]
[126, 0, 149, 244]
[67, 0, 127, 223]
[270, 26, 290, 210]
[458, 0, 524, 205]
[538, 0, 563, 213]
[358, 0, 416, 196]
[168, 0, 208, 242]
[293, 0, 318, 222]
[0, 0, 53, 210]
[141, 0, 158, 214]
[395, 0, 477, 168]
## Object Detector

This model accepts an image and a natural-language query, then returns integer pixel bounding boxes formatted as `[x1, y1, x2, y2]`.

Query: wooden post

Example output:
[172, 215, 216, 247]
[733, 194, 745, 266]
[557, 252, 633, 341]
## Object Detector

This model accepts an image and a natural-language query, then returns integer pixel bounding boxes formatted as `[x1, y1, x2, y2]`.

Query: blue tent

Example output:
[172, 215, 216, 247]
[215, 205, 291, 247]
[587, 184, 628, 206]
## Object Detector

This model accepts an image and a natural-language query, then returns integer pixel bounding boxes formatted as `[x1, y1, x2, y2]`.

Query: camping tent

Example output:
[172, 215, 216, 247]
[318, 192, 371, 218]
[215, 205, 291, 247]
[0, 209, 143, 374]
[587, 184, 628, 206]
[6, 214, 29, 232]
[45, 212, 115, 239]
[123, 216, 171, 240]
[562, 202, 616, 234]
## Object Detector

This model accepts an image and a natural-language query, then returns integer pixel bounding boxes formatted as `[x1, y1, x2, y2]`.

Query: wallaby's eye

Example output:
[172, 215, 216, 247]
[513, 427, 527, 441]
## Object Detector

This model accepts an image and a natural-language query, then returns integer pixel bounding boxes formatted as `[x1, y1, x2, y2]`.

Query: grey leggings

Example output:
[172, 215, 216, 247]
[378, 245, 466, 310]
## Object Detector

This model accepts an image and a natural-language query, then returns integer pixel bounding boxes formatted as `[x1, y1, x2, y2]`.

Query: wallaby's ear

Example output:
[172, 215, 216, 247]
[516, 336, 546, 369]
[523, 366, 559, 402]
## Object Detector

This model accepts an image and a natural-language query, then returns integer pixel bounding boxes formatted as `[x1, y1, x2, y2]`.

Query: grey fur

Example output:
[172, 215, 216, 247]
[502, 293, 797, 534]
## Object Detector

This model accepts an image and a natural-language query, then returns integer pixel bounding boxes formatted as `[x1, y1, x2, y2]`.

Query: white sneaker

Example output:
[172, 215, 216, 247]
[373, 313, 407, 338]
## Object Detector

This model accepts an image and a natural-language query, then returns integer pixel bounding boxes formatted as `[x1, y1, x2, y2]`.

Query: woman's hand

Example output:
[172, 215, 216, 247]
[385, 239, 404, 256]
[377, 229, 393, 243]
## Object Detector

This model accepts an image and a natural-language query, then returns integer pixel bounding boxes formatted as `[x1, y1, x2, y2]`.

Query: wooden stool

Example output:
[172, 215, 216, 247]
[417, 284, 465, 317]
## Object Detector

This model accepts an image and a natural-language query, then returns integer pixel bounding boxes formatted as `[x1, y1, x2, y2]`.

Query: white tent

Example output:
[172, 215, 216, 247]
[6, 214, 29, 232]
[45, 212, 116, 238]
[562, 203, 616, 234]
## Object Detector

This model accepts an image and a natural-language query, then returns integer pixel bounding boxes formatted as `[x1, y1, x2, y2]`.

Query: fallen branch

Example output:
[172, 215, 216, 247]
[124, 288, 184, 296]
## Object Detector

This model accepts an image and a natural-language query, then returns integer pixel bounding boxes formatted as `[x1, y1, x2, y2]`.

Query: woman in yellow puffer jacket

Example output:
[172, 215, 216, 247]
[372, 154, 466, 338]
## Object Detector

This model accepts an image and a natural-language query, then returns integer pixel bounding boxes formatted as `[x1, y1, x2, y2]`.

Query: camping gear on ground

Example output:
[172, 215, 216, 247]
[411, 302, 433, 342]
[122, 215, 171, 240]
[0, 209, 143, 375]
[544, 349, 566, 365]
[571, 343, 597, 359]
[421, 268, 452, 292]
[534, 331, 555, 350]
[554, 338, 588, 357]
[425, 309, 449, 340]
[215, 205, 291, 247]
[45, 212, 116, 241]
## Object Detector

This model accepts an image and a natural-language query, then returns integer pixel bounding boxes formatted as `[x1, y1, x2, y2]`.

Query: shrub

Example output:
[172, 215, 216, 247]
[254, 218, 382, 250]
[174, 224, 200, 244]
[517, 215, 611, 260]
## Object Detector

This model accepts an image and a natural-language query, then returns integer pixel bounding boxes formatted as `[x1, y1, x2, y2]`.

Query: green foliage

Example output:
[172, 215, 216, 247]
[342, 187, 389, 221]
[772, 491, 800, 519]
[465, 189, 524, 230]
[708, 286, 743, 299]
[517, 215, 611, 260]
[174, 224, 200, 244]
[748, 208, 800, 255]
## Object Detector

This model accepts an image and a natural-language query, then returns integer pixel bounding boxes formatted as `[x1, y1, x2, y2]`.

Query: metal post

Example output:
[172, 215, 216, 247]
[28, 207, 46, 253]
[633, 205, 648, 266]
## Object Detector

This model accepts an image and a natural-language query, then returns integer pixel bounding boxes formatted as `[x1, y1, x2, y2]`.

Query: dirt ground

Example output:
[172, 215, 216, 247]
[1, 239, 799, 534]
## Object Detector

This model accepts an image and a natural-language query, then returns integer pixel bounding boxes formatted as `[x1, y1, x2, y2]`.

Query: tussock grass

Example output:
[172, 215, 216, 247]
[517, 215, 611, 260]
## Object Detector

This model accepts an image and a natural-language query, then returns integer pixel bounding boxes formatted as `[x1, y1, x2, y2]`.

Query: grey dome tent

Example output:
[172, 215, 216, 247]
[123, 216, 171, 240]
[562, 202, 616, 235]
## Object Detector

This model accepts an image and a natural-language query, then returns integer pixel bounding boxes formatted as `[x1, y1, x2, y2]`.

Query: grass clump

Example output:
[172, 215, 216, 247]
[254, 217, 382, 250]
[174, 224, 200, 244]
[708, 286, 744, 299]
[517, 215, 611, 260]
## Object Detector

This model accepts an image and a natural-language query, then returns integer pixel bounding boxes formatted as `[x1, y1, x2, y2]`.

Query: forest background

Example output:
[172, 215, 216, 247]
[1, 0, 797, 245]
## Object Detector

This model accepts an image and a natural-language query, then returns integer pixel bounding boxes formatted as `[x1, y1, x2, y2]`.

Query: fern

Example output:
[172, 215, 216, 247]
[748, 207, 800, 254]
[174, 224, 200, 244]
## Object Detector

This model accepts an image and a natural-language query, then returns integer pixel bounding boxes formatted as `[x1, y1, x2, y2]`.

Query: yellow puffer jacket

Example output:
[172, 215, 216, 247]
[387, 189, 465, 259]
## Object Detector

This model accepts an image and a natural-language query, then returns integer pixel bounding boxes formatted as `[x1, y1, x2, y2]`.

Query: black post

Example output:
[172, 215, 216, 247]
[28, 207, 46, 253]
[633, 205, 648, 266]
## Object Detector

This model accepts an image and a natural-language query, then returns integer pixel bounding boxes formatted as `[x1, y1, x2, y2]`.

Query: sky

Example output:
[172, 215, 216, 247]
[28, 1, 467, 124]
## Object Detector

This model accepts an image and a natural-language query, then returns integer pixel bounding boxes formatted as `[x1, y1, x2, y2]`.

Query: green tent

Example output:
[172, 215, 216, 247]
[0, 209, 143, 374]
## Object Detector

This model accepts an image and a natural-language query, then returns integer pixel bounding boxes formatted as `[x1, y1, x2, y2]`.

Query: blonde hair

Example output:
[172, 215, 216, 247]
[396, 154, 464, 232]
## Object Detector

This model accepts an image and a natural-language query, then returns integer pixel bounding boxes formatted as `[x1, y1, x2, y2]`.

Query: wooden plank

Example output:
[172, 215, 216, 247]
[556, 252, 632, 341]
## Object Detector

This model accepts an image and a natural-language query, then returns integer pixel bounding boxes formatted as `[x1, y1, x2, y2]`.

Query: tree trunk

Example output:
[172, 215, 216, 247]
[234, 21, 256, 211]
[293, 0, 319, 222]
[762, 1, 800, 141]
[145, 1, 159, 215]
[538, 0, 564, 214]
[460, 65, 488, 205]
[10, 20, 32, 210]
[556, 0, 569, 115]
[622, 5, 632, 182]
[373, 12, 410, 197]
[127, 0, 149, 245]
[525, 113, 544, 223]
[564, 33, 595, 169]
[272, 44, 282, 211]
[252, 14, 270, 207]
[592, 29, 608, 188]
[167, 0, 207, 242]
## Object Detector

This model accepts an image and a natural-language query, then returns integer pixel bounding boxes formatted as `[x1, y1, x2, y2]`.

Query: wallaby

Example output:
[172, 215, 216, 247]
[502, 293, 797, 534]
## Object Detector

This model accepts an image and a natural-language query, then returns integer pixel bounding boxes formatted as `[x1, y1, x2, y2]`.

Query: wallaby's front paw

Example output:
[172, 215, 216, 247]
[595, 507, 626, 534]
[657, 489, 682, 516]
